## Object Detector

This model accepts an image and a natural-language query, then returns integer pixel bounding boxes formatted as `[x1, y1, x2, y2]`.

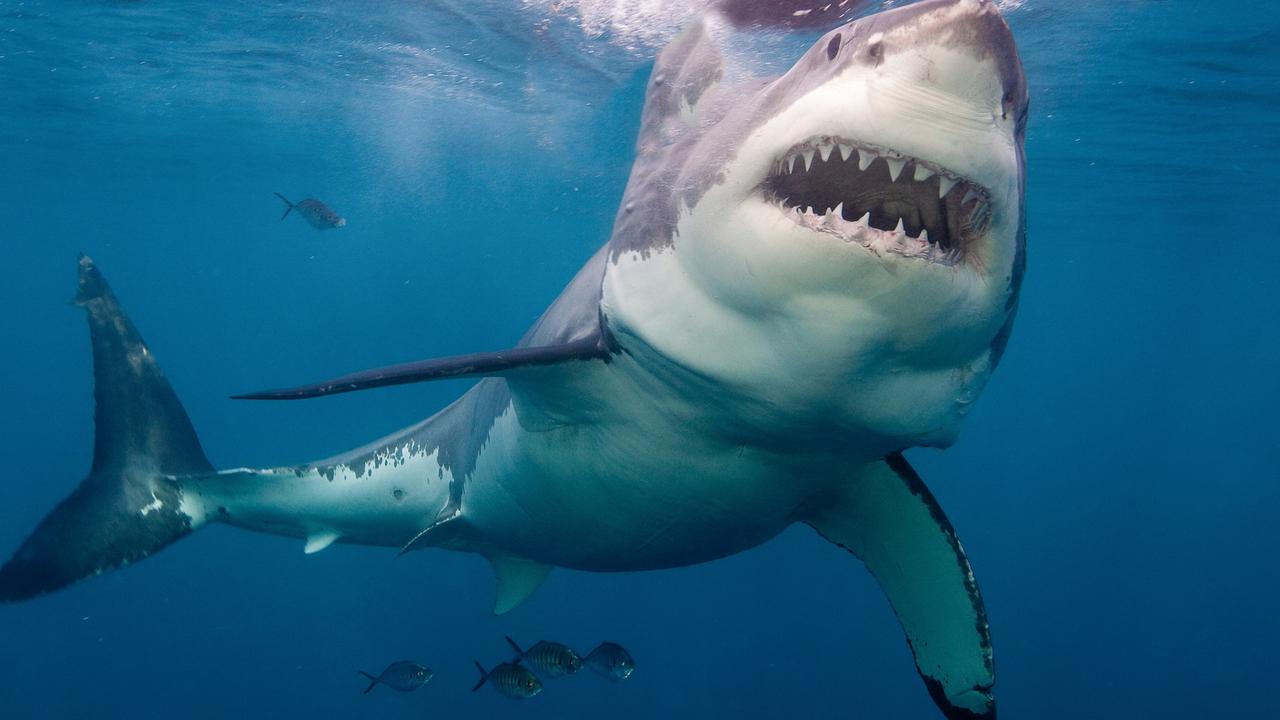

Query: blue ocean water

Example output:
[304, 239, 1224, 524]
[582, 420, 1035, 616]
[0, 0, 1276, 718]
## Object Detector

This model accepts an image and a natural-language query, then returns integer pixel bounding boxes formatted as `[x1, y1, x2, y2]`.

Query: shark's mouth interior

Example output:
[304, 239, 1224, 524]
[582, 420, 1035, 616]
[762, 137, 991, 262]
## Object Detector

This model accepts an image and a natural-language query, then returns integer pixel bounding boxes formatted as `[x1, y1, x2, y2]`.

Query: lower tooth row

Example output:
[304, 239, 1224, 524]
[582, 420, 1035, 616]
[792, 204, 931, 243]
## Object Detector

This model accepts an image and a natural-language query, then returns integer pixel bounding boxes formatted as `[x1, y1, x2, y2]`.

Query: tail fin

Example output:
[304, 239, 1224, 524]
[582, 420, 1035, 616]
[0, 255, 213, 603]
[358, 671, 379, 694]
[471, 661, 489, 692]
[273, 192, 294, 220]
[505, 635, 526, 662]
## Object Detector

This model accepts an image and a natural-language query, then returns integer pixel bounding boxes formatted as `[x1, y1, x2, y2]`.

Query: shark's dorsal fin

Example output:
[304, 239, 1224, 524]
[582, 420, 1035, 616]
[636, 16, 725, 151]
[714, 0, 870, 30]
[233, 333, 611, 401]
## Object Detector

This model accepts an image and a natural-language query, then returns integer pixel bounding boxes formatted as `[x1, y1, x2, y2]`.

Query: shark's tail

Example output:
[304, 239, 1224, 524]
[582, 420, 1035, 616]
[0, 255, 213, 603]
[273, 192, 294, 220]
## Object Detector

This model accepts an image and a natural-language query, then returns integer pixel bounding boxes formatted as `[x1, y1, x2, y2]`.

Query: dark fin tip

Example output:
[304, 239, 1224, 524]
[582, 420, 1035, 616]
[74, 253, 107, 306]
[922, 674, 996, 720]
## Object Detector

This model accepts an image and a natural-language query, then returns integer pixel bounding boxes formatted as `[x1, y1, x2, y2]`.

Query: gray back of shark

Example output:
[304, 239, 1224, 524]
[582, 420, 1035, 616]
[0, 3, 1027, 719]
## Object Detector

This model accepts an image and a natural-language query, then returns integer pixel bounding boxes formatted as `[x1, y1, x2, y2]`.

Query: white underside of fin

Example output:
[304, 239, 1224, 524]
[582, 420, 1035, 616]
[488, 554, 552, 615]
[303, 531, 340, 554]
[805, 456, 994, 717]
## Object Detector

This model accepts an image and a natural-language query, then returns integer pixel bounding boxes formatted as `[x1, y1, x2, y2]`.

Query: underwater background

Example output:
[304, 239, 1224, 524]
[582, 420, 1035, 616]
[0, 0, 1276, 717]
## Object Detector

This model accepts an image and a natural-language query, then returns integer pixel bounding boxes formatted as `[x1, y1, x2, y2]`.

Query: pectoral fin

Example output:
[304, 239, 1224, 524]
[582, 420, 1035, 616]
[233, 335, 611, 401]
[804, 454, 995, 720]
[488, 554, 552, 616]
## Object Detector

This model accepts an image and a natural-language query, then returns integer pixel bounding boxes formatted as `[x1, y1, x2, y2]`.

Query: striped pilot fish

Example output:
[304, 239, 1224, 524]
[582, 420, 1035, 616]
[273, 192, 346, 229]
[505, 635, 582, 678]
[357, 660, 432, 694]
[472, 660, 543, 699]
[585, 642, 635, 681]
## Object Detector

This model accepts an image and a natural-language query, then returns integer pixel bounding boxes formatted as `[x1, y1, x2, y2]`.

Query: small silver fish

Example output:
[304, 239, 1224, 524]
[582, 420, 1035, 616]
[505, 635, 582, 678]
[472, 660, 543, 699]
[358, 660, 432, 694]
[274, 192, 346, 229]
[585, 641, 635, 681]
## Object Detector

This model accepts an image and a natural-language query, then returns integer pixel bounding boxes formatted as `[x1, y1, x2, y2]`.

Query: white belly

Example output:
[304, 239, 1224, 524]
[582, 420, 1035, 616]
[460, 359, 856, 571]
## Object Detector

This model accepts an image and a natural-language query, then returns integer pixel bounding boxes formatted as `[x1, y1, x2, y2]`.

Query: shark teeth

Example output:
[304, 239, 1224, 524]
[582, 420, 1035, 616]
[885, 156, 906, 182]
[767, 136, 991, 262]
[791, 203, 965, 265]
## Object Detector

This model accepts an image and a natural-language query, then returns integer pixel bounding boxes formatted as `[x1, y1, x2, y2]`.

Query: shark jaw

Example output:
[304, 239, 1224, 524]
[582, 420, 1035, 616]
[703, 0, 1023, 287]
[762, 136, 993, 267]
[679, 0, 1024, 307]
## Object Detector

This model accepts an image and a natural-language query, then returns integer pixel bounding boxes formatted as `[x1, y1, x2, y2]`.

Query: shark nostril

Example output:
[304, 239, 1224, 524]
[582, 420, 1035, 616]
[826, 34, 841, 61]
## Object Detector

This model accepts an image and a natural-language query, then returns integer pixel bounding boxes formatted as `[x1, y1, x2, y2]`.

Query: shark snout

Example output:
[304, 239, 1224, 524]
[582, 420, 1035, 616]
[834, 0, 1027, 127]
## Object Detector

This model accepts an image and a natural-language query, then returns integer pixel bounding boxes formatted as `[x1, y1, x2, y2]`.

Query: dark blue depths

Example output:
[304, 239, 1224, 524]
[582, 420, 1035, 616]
[0, 1, 1277, 718]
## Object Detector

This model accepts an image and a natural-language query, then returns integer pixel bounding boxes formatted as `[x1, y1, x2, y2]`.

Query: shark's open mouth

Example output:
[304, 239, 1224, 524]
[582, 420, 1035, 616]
[762, 137, 992, 263]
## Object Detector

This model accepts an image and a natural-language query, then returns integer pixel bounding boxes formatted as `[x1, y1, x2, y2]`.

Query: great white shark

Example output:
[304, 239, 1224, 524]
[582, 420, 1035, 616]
[0, 1, 1027, 717]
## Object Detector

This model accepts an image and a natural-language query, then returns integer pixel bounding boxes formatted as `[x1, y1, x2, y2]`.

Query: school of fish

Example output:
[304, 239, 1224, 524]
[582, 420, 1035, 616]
[362, 638, 634, 700]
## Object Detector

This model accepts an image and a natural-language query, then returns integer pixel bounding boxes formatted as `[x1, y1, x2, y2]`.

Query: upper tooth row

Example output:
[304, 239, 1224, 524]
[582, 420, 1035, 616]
[781, 141, 962, 198]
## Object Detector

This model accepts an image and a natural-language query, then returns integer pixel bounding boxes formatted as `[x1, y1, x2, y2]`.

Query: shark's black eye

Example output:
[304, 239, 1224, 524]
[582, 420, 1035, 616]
[826, 34, 841, 61]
